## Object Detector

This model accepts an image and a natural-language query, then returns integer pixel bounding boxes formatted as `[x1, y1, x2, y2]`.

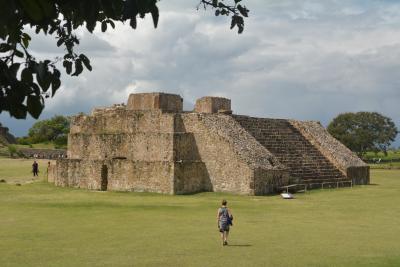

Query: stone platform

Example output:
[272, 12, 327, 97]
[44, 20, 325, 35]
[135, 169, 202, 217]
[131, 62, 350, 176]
[48, 92, 369, 195]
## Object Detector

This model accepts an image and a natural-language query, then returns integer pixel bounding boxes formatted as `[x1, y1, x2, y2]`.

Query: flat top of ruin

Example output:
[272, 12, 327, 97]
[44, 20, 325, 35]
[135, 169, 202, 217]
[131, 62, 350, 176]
[128, 92, 182, 97]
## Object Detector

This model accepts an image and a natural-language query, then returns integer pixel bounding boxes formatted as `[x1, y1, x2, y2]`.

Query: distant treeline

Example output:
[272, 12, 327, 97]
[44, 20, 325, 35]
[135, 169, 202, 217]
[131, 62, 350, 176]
[17, 115, 70, 149]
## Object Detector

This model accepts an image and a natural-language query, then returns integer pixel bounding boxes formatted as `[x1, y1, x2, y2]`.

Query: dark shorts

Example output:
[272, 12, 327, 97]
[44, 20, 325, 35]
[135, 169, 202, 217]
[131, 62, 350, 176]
[219, 222, 230, 232]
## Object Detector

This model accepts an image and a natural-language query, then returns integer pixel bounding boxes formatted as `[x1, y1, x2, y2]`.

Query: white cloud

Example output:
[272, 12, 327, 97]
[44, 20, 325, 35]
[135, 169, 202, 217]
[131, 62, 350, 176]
[1, 0, 400, 146]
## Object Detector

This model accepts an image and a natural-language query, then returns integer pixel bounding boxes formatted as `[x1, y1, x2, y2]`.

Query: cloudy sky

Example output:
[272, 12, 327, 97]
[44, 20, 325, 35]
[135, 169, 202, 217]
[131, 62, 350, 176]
[1, 0, 400, 146]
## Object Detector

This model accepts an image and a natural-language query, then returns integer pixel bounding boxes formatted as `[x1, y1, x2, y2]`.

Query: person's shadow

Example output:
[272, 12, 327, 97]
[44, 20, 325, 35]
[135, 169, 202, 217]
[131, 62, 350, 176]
[227, 244, 252, 247]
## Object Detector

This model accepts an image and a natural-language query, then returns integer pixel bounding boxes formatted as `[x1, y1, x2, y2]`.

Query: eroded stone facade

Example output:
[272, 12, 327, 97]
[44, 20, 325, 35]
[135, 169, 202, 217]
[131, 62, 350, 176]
[49, 92, 369, 195]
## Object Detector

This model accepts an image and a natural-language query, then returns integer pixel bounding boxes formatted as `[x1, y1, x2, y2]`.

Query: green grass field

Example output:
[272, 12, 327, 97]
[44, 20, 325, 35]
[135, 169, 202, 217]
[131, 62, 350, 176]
[0, 159, 399, 266]
[364, 150, 400, 161]
[363, 150, 400, 169]
[14, 142, 66, 150]
[369, 162, 400, 169]
[0, 158, 52, 183]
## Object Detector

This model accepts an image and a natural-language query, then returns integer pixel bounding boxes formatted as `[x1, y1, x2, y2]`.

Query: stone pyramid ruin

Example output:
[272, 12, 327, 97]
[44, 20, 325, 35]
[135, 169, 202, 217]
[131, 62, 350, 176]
[48, 92, 369, 195]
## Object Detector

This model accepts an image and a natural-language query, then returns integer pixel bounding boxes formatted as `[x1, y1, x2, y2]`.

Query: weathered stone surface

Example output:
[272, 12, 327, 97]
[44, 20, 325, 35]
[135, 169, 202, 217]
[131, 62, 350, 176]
[53, 92, 369, 195]
[194, 96, 231, 114]
[289, 120, 369, 184]
[176, 113, 288, 194]
[233, 116, 369, 186]
[127, 92, 182, 113]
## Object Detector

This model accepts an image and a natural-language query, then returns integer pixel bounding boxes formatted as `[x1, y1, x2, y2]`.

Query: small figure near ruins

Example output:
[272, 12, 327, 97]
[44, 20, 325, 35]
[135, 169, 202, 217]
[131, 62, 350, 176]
[217, 199, 233, 246]
[32, 161, 39, 177]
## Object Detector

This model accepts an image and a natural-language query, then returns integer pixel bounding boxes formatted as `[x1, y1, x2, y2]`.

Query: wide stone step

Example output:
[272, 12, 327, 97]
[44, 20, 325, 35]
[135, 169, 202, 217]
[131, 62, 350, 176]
[233, 116, 348, 182]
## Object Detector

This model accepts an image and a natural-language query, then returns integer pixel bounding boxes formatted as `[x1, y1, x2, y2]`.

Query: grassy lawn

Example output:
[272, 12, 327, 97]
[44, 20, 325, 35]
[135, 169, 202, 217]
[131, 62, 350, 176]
[14, 142, 62, 150]
[363, 150, 400, 169]
[369, 161, 400, 169]
[0, 158, 52, 183]
[364, 150, 400, 161]
[0, 165, 399, 266]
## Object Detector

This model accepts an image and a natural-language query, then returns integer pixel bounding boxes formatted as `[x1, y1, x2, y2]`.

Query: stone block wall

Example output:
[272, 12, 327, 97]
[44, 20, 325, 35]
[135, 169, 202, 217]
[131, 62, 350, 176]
[173, 115, 255, 194]
[107, 160, 174, 193]
[127, 92, 183, 113]
[59, 107, 290, 195]
[173, 162, 212, 194]
[194, 97, 231, 114]
[56, 108, 178, 194]
[254, 169, 289, 195]
[68, 133, 174, 161]
[55, 159, 85, 188]
[70, 109, 175, 135]
[53, 159, 174, 193]
[176, 113, 288, 195]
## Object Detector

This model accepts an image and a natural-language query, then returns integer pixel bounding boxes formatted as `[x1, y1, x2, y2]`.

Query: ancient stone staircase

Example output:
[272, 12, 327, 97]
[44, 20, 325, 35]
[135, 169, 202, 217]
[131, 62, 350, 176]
[233, 116, 346, 185]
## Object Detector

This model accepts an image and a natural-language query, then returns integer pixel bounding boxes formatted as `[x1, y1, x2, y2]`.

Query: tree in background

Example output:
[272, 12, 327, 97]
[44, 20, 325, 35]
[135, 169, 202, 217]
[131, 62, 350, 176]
[7, 144, 17, 157]
[18, 115, 70, 146]
[0, 0, 249, 119]
[327, 112, 398, 157]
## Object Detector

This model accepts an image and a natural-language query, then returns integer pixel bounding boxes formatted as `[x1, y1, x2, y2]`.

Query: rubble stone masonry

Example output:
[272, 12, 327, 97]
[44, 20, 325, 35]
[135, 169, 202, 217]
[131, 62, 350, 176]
[49, 93, 369, 195]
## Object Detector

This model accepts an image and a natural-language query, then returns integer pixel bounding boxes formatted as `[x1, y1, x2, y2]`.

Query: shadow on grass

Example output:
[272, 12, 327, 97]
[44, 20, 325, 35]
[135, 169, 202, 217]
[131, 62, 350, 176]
[228, 244, 252, 247]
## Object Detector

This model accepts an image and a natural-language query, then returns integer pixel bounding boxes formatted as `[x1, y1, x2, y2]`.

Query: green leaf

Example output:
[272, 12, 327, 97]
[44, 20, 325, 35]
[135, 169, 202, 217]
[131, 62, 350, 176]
[53, 69, 61, 79]
[72, 59, 83, 76]
[51, 78, 61, 96]
[36, 62, 46, 81]
[56, 38, 64, 47]
[10, 104, 28, 119]
[150, 5, 159, 28]
[36, 62, 51, 91]
[238, 25, 244, 34]
[37, 73, 51, 92]
[27, 95, 44, 119]
[0, 43, 12, 52]
[107, 20, 115, 29]
[49, 26, 57, 35]
[230, 17, 236, 29]
[63, 60, 72, 75]
[101, 21, 107, 32]
[31, 83, 41, 95]
[19, 0, 44, 21]
[21, 33, 31, 48]
[237, 5, 249, 17]
[102, 0, 116, 17]
[21, 68, 33, 84]
[130, 17, 137, 29]
[15, 49, 24, 58]
[79, 54, 92, 71]
[37, 0, 55, 17]
[10, 63, 21, 77]
[213, 0, 218, 7]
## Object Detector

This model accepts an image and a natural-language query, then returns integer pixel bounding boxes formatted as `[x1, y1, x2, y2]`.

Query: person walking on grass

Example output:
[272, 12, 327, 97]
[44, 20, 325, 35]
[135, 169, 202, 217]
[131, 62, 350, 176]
[32, 161, 39, 177]
[217, 199, 233, 246]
